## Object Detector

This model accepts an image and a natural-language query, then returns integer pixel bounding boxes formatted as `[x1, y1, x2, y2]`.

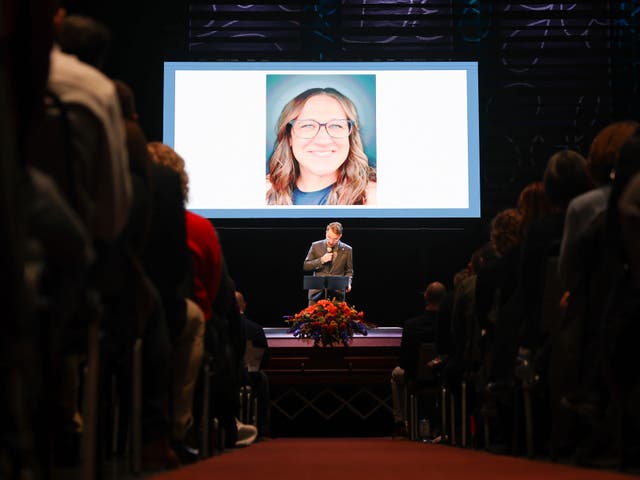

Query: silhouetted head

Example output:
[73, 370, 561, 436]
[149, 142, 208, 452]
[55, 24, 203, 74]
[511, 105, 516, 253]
[588, 120, 640, 186]
[58, 14, 111, 70]
[113, 79, 138, 121]
[490, 208, 523, 257]
[146, 142, 189, 203]
[517, 181, 552, 236]
[543, 149, 594, 210]
[424, 282, 447, 310]
[469, 241, 497, 274]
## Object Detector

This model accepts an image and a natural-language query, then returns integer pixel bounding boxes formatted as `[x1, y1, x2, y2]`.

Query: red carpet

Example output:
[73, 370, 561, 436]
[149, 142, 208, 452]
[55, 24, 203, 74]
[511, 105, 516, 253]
[150, 438, 633, 480]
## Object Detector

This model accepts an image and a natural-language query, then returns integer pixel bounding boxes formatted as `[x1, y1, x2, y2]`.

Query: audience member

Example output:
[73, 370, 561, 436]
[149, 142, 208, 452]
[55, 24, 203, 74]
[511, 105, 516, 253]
[145, 142, 256, 449]
[122, 145, 186, 470]
[476, 208, 523, 332]
[553, 128, 637, 427]
[475, 209, 525, 451]
[567, 135, 640, 390]
[1, 4, 78, 473]
[447, 243, 497, 386]
[548, 125, 637, 390]
[557, 121, 639, 291]
[617, 171, 640, 413]
[94, 81, 186, 470]
[41, 6, 131, 241]
[146, 142, 215, 462]
[561, 129, 640, 465]
[16, 169, 95, 475]
[517, 181, 552, 239]
[518, 149, 593, 352]
[57, 14, 111, 70]
[479, 209, 523, 383]
[207, 270, 251, 448]
[620, 172, 640, 289]
[236, 291, 271, 439]
[24, 6, 134, 468]
[391, 281, 447, 438]
[514, 149, 593, 457]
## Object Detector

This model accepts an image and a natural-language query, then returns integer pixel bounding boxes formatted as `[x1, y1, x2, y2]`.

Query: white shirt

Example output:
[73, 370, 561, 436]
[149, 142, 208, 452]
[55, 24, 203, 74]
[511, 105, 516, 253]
[47, 45, 131, 241]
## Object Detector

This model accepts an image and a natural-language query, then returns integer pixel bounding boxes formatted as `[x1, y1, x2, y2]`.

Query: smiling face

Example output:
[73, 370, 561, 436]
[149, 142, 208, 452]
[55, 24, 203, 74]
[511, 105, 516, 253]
[289, 94, 351, 190]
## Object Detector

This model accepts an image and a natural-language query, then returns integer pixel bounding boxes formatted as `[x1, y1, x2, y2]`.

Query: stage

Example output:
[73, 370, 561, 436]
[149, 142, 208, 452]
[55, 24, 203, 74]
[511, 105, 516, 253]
[263, 327, 401, 436]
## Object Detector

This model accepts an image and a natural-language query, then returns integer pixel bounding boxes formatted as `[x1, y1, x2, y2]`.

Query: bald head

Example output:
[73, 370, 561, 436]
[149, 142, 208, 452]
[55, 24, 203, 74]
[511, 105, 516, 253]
[235, 291, 247, 315]
[424, 281, 446, 310]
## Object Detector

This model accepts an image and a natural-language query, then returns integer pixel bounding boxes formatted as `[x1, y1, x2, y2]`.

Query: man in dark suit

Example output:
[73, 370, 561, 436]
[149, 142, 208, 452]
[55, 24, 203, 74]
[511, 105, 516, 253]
[303, 221, 353, 305]
[391, 281, 447, 438]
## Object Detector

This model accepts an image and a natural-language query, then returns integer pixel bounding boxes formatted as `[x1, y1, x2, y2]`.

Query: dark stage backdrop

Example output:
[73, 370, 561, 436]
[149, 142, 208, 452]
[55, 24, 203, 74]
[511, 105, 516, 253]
[212, 218, 488, 327]
[74, 1, 638, 326]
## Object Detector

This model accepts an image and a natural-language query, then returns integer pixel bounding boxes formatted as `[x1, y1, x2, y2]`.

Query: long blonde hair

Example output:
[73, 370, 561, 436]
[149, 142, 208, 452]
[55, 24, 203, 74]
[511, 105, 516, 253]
[266, 87, 375, 205]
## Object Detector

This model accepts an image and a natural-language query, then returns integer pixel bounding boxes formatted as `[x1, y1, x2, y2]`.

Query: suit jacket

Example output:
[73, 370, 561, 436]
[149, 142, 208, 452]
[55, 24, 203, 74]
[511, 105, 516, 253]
[399, 310, 438, 380]
[303, 239, 353, 299]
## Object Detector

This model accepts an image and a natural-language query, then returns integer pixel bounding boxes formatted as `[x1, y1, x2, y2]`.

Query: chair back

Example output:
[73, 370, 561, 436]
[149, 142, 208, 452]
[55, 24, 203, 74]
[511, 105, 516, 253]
[27, 90, 80, 212]
[540, 256, 563, 335]
[415, 342, 438, 383]
[244, 340, 266, 373]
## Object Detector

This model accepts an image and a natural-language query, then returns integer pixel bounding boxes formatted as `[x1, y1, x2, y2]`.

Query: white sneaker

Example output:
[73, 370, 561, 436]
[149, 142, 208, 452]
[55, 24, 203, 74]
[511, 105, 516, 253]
[234, 418, 258, 447]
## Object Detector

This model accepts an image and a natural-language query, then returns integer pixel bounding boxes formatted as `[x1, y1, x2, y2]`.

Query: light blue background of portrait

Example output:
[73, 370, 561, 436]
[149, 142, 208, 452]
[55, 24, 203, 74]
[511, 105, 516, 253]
[266, 74, 377, 171]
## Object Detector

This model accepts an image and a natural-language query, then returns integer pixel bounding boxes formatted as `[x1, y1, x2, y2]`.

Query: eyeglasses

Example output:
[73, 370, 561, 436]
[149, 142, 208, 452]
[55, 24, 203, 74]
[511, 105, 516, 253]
[288, 119, 354, 139]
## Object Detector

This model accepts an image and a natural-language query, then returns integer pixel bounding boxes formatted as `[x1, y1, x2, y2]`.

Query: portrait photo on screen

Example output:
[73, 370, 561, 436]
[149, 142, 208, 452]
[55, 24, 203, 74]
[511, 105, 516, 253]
[265, 74, 377, 207]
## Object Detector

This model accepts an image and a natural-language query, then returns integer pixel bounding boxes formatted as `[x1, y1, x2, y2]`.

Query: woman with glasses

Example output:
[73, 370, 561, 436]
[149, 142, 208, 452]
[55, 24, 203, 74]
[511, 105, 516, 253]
[266, 87, 377, 205]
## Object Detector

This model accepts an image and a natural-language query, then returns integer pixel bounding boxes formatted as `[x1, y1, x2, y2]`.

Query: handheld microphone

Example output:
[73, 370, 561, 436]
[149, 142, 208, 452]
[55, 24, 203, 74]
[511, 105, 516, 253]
[327, 245, 333, 263]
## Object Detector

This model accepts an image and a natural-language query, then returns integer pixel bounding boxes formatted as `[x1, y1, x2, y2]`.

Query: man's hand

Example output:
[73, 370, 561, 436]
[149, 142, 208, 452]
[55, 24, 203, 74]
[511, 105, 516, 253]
[346, 284, 352, 293]
[320, 252, 333, 264]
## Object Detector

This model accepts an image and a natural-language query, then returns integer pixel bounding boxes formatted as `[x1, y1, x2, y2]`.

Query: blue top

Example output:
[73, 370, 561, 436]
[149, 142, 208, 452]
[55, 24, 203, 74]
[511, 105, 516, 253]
[292, 184, 334, 205]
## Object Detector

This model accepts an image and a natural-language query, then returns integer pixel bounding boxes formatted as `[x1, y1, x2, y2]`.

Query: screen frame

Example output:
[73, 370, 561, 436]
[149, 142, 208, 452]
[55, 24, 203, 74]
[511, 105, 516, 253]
[163, 61, 480, 219]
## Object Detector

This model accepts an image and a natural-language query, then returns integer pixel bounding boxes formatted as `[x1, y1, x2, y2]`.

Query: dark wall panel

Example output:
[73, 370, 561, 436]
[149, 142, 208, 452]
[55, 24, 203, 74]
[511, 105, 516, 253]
[84, 1, 639, 326]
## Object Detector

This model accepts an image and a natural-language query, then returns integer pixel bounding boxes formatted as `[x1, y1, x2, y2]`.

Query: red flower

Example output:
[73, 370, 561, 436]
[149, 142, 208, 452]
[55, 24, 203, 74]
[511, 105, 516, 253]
[285, 298, 375, 347]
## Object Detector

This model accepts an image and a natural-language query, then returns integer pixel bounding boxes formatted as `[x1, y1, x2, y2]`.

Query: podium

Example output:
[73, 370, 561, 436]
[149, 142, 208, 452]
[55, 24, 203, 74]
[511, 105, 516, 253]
[303, 275, 350, 301]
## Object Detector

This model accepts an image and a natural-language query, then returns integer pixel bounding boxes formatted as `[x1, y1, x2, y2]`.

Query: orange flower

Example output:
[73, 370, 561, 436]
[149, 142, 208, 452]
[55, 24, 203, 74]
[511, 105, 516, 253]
[286, 298, 374, 347]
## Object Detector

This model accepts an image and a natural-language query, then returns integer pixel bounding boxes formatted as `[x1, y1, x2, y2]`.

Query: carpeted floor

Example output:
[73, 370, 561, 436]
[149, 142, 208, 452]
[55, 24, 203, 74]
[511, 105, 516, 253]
[149, 438, 633, 480]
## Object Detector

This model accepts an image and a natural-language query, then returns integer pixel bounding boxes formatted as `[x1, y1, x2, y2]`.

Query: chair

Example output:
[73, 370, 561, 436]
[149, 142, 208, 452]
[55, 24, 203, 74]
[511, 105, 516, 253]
[407, 343, 440, 441]
[518, 255, 563, 459]
[239, 340, 267, 428]
[447, 381, 457, 445]
[199, 352, 216, 458]
[239, 385, 257, 427]
[460, 378, 468, 446]
[130, 338, 143, 473]
[244, 340, 266, 374]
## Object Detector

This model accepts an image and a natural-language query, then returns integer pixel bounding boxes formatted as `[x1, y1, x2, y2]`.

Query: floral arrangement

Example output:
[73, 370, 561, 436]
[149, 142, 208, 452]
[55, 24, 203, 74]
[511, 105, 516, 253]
[285, 299, 373, 347]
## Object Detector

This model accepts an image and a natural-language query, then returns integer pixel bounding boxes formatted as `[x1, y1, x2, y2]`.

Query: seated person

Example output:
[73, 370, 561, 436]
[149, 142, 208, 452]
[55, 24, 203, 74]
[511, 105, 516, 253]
[391, 281, 447, 438]
[236, 291, 271, 439]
